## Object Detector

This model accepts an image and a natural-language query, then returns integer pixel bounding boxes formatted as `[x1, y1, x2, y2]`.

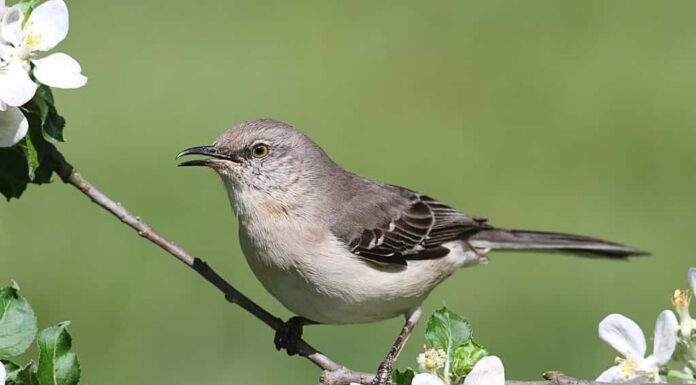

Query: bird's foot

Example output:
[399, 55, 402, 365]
[371, 358, 394, 385]
[274, 316, 309, 356]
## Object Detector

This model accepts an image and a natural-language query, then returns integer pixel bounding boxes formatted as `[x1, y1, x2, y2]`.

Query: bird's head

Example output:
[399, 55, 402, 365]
[177, 119, 333, 195]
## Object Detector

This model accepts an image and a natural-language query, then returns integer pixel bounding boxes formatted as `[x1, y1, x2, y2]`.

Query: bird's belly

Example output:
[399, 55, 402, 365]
[239, 224, 481, 324]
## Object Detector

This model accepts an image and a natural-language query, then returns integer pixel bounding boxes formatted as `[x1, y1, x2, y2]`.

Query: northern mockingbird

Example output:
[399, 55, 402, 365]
[177, 119, 644, 384]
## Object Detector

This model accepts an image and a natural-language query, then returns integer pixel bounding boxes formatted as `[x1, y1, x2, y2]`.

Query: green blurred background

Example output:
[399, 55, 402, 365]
[2, 0, 696, 383]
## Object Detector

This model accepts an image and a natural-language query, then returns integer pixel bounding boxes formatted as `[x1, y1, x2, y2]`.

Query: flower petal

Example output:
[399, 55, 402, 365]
[0, 360, 6, 385]
[0, 106, 28, 147]
[0, 43, 13, 62]
[652, 310, 678, 364]
[0, 5, 23, 46]
[416, 353, 427, 373]
[596, 366, 623, 382]
[412, 373, 445, 385]
[598, 313, 647, 358]
[33, 53, 87, 88]
[24, 0, 69, 51]
[0, 60, 38, 106]
[0, 100, 6, 111]
[689, 267, 696, 293]
[463, 356, 505, 385]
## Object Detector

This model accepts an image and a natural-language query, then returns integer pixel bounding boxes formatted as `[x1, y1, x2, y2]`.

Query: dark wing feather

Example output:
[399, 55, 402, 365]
[341, 188, 488, 266]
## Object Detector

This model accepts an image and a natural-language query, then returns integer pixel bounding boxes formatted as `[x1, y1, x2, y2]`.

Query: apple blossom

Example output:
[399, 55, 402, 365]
[411, 373, 444, 385]
[0, 0, 86, 109]
[596, 311, 678, 383]
[417, 347, 447, 373]
[462, 356, 505, 385]
[409, 356, 504, 385]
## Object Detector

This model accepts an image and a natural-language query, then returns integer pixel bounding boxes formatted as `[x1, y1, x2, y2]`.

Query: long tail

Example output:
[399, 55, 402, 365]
[467, 228, 648, 258]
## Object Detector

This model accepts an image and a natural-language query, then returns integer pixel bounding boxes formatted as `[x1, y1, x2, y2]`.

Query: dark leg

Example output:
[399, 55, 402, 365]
[371, 307, 423, 385]
[274, 316, 318, 356]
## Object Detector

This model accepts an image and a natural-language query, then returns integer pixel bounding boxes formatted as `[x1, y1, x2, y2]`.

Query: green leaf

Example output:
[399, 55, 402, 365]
[4, 360, 21, 382]
[33, 86, 65, 144]
[424, 307, 472, 352]
[41, 104, 65, 144]
[26, 117, 56, 185]
[668, 369, 695, 381]
[37, 322, 80, 385]
[392, 368, 415, 385]
[32, 93, 50, 125]
[6, 361, 39, 385]
[18, 0, 41, 23]
[0, 284, 38, 358]
[0, 86, 65, 200]
[0, 147, 30, 200]
[21, 137, 40, 180]
[451, 340, 489, 377]
[17, 106, 57, 185]
[35, 85, 55, 106]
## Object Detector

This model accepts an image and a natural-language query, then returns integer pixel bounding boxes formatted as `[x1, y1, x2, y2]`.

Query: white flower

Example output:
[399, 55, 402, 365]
[671, 268, 696, 339]
[0, 0, 86, 108]
[596, 311, 679, 383]
[673, 293, 696, 339]
[417, 347, 447, 373]
[0, 55, 36, 107]
[0, 360, 5, 385]
[463, 356, 505, 385]
[410, 356, 505, 385]
[0, 0, 7, 24]
[411, 373, 444, 385]
[0, 105, 28, 147]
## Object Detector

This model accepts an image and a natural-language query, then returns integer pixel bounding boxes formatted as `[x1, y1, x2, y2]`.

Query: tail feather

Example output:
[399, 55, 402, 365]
[467, 229, 648, 258]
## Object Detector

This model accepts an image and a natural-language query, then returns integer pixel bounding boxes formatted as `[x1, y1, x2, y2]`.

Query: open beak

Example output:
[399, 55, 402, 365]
[176, 145, 239, 167]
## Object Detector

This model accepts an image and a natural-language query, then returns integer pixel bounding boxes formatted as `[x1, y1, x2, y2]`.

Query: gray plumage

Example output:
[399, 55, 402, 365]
[206, 118, 642, 263]
[178, 118, 645, 325]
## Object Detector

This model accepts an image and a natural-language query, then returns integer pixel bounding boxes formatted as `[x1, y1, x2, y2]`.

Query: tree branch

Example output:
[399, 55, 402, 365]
[45, 145, 654, 385]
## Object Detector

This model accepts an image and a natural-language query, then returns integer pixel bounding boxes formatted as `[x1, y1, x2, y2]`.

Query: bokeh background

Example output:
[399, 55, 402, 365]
[2, 0, 695, 383]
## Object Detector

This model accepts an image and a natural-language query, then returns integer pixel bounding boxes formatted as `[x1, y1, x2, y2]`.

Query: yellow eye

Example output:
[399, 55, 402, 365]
[251, 144, 270, 159]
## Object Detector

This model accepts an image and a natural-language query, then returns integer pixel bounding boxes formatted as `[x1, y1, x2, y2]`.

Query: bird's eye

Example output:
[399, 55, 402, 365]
[251, 144, 270, 159]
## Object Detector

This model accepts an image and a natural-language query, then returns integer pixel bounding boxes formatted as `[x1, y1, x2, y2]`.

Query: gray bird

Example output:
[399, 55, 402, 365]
[177, 119, 645, 384]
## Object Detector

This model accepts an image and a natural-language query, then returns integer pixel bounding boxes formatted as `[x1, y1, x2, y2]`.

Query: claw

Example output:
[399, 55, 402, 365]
[274, 316, 311, 356]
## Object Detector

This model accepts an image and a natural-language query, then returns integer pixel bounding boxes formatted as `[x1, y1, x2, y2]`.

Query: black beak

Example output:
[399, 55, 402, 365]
[176, 145, 238, 167]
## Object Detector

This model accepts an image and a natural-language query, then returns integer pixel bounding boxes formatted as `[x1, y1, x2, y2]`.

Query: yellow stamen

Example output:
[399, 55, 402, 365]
[616, 356, 639, 380]
[24, 31, 44, 50]
[672, 288, 691, 308]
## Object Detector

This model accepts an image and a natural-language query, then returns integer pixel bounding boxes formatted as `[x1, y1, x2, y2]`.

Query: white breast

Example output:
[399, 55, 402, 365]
[238, 218, 486, 324]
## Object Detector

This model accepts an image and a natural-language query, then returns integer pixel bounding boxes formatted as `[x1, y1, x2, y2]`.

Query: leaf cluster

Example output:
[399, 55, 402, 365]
[0, 86, 66, 200]
[393, 307, 488, 385]
[0, 283, 81, 385]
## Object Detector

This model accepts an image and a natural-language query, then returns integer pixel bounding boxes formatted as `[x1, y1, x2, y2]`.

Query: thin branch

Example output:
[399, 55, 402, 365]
[45, 145, 658, 385]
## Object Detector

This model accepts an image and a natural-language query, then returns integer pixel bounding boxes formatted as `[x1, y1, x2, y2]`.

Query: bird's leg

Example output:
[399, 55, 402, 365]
[274, 316, 318, 356]
[371, 307, 423, 385]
